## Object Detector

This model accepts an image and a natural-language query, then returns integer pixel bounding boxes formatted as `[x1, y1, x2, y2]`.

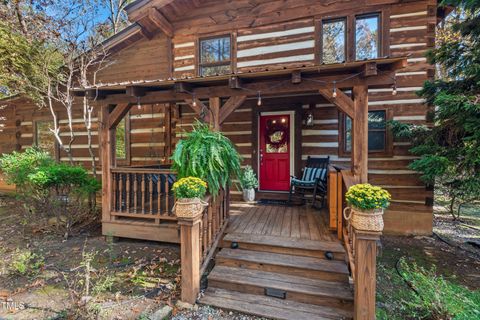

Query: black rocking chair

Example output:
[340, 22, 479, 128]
[288, 156, 330, 208]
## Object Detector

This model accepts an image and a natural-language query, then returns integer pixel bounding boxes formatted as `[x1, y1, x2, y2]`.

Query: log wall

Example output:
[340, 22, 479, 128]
[2, 0, 437, 234]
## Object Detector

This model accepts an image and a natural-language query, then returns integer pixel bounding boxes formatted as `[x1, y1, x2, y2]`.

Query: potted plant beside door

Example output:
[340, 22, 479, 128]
[240, 165, 258, 202]
[344, 183, 391, 232]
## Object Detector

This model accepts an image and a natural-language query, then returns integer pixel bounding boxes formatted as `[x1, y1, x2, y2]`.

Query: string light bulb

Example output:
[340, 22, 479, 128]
[332, 81, 337, 98]
[192, 93, 197, 107]
[257, 91, 262, 106]
[137, 96, 141, 110]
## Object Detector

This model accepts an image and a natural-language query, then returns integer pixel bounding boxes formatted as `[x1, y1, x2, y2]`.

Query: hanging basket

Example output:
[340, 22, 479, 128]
[174, 197, 208, 218]
[343, 206, 384, 232]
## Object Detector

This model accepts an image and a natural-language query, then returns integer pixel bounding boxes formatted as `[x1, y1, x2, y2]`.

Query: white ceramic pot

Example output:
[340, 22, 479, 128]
[242, 188, 255, 202]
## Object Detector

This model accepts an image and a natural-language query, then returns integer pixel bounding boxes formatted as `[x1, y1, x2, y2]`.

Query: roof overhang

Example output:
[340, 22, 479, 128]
[75, 57, 408, 104]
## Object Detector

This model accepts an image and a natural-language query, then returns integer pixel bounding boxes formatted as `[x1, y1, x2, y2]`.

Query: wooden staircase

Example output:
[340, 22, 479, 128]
[199, 233, 353, 320]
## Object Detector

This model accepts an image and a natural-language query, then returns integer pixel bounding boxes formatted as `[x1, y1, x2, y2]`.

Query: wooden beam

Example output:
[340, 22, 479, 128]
[229, 76, 243, 89]
[362, 62, 378, 77]
[354, 230, 381, 320]
[291, 70, 302, 84]
[126, 86, 146, 97]
[148, 8, 173, 37]
[219, 96, 247, 124]
[100, 105, 115, 223]
[318, 88, 355, 119]
[103, 72, 396, 106]
[209, 97, 221, 130]
[175, 82, 194, 93]
[178, 216, 202, 304]
[352, 85, 368, 182]
[184, 98, 205, 117]
[108, 103, 132, 129]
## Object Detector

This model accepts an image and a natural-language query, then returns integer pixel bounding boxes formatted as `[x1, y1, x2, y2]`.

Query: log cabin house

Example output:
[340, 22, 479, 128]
[0, 0, 450, 318]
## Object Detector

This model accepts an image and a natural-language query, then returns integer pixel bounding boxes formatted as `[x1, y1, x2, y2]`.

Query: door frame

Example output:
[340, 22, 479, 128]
[252, 103, 302, 193]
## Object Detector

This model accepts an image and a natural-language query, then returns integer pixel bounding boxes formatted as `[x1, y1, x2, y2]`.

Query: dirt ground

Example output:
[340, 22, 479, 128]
[0, 195, 181, 320]
[1, 194, 479, 320]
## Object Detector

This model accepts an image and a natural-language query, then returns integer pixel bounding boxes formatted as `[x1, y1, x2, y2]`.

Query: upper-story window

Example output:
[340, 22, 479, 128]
[199, 35, 231, 76]
[319, 12, 382, 64]
[322, 18, 346, 64]
[355, 14, 380, 60]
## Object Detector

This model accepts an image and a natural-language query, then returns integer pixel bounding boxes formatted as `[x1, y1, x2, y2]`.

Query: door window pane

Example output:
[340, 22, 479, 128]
[199, 36, 231, 76]
[355, 15, 380, 60]
[322, 19, 346, 64]
[265, 118, 289, 153]
[35, 121, 56, 156]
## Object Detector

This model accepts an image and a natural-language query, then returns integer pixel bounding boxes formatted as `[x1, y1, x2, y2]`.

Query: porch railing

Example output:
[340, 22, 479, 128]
[178, 188, 230, 304]
[328, 167, 381, 320]
[110, 167, 177, 222]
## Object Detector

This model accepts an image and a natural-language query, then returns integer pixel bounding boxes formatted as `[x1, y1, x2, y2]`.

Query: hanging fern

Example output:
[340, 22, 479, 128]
[171, 121, 242, 197]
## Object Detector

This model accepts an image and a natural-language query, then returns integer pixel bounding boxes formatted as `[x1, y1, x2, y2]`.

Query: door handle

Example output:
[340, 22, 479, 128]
[260, 149, 264, 165]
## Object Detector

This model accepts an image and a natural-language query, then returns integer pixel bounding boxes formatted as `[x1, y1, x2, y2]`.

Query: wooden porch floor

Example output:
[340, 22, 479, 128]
[227, 203, 337, 242]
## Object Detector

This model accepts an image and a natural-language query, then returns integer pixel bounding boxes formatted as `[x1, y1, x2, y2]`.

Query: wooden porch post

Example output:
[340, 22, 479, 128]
[100, 104, 116, 222]
[354, 230, 381, 320]
[178, 214, 202, 304]
[209, 97, 221, 130]
[352, 85, 368, 183]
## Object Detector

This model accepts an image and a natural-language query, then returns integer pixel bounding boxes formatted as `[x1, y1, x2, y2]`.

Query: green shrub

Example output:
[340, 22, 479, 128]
[0, 148, 100, 238]
[397, 258, 480, 320]
[171, 121, 242, 197]
[239, 165, 258, 190]
[10, 249, 44, 276]
[0, 147, 53, 188]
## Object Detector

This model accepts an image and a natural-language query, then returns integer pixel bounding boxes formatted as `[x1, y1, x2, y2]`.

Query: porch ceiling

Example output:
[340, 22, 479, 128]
[76, 57, 407, 104]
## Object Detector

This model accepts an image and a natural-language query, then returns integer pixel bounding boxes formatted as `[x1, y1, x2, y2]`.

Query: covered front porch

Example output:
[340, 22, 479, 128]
[80, 57, 406, 319]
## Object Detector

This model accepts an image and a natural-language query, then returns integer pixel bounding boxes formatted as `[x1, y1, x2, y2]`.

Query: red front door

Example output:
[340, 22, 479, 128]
[259, 114, 291, 191]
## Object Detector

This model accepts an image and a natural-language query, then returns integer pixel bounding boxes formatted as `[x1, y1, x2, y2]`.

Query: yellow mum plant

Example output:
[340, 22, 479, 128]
[172, 177, 207, 199]
[345, 183, 391, 211]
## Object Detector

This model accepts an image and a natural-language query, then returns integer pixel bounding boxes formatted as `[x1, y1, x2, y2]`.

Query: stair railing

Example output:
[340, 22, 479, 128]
[178, 187, 230, 304]
[328, 167, 382, 320]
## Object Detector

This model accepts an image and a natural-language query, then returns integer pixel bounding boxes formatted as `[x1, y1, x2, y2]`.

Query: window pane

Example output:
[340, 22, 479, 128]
[116, 118, 127, 159]
[355, 15, 379, 60]
[35, 121, 56, 155]
[345, 116, 352, 152]
[368, 131, 386, 151]
[368, 111, 386, 129]
[266, 118, 289, 154]
[200, 37, 231, 64]
[200, 64, 231, 77]
[322, 19, 346, 64]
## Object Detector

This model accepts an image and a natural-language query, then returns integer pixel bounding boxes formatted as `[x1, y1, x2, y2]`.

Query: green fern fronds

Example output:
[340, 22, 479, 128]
[171, 121, 242, 197]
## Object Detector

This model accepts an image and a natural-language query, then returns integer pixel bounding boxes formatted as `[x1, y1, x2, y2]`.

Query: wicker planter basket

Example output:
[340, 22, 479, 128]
[174, 198, 208, 218]
[343, 206, 384, 232]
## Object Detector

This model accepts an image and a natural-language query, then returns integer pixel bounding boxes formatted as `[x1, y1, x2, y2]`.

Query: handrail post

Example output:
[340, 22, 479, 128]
[178, 213, 203, 304]
[353, 228, 382, 320]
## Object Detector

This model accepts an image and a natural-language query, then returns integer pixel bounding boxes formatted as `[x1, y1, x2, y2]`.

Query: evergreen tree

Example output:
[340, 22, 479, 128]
[390, 0, 480, 217]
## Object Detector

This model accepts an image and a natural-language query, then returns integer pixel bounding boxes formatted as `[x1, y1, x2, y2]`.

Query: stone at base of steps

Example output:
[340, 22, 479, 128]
[199, 287, 353, 320]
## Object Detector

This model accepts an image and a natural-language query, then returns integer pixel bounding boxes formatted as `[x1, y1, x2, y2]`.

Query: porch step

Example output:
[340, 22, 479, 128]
[199, 287, 353, 320]
[208, 266, 353, 310]
[216, 248, 349, 282]
[222, 233, 345, 260]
